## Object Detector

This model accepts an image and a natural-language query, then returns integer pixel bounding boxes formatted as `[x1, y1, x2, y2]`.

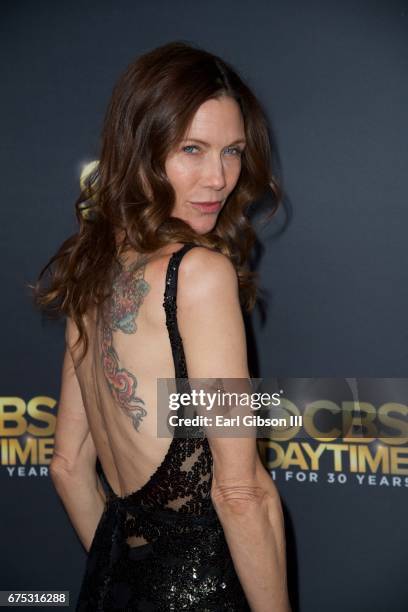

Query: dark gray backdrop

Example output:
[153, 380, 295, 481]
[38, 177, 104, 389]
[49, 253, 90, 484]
[1, 1, 407, 611]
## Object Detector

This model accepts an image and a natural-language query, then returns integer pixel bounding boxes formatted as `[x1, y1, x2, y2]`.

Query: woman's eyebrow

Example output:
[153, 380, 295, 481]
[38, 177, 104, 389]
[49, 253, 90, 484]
[181, 138, 247, 146]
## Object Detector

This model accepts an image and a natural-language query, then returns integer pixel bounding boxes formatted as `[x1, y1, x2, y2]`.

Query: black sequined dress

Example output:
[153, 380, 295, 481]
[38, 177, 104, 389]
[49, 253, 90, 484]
[75, 243, 251, 611]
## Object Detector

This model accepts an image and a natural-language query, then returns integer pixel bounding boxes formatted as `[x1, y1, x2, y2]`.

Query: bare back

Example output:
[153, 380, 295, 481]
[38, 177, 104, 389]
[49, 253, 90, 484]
[69, 241, 260, 612]
[67, 242, 193, 499]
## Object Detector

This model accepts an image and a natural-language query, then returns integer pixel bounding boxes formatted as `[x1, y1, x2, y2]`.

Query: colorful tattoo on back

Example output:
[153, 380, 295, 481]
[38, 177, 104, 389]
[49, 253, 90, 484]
[100, 256, 151, 431]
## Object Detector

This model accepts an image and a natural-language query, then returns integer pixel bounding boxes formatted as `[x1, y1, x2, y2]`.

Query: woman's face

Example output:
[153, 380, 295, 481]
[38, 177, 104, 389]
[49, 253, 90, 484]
[165, 96, 246, 234]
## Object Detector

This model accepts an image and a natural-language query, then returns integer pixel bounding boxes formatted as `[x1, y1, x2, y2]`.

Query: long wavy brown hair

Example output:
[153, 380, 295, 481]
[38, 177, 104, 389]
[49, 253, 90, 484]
[30, 40, 282, 363]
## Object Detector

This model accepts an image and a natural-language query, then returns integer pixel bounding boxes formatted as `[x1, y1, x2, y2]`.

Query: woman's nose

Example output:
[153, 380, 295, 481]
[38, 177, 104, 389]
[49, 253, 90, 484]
[201, 155, 227, 190]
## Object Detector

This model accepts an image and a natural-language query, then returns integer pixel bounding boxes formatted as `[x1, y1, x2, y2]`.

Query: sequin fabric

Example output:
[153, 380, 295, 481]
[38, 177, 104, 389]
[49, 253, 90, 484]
[76, 244, 251, 611]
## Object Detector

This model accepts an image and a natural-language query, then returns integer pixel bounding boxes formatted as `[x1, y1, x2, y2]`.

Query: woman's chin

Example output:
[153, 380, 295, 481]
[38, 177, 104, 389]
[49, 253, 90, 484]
[190, 217, 218, 234]
[170, 211, 219, 235]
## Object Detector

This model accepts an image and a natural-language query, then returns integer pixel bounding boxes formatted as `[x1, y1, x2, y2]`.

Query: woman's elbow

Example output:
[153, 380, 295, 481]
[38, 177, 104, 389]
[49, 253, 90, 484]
[49, 454, 94, 485]
[211, 465, 283, 519]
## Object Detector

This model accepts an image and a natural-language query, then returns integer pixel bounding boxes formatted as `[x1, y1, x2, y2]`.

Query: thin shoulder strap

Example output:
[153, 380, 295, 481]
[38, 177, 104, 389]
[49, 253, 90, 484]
[163, 243, 197, 380]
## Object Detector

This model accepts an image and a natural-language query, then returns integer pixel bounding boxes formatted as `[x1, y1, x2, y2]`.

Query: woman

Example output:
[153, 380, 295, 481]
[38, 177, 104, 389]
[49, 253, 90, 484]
[32, 41, 291, 611]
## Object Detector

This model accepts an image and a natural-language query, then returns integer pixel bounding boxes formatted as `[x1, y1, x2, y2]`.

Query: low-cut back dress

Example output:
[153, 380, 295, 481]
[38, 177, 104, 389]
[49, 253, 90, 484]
[75, 243, 251, 611]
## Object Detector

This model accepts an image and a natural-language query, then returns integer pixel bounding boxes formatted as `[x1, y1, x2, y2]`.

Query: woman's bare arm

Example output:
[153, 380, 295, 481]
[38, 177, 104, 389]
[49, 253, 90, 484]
[210, 454, 290, 612]
[178, 247, 291, 612]
[50, 322, 106, 552]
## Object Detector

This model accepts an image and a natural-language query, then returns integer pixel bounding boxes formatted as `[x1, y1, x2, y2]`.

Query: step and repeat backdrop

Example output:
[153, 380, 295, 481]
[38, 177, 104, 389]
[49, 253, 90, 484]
[2, 2, 407, 611]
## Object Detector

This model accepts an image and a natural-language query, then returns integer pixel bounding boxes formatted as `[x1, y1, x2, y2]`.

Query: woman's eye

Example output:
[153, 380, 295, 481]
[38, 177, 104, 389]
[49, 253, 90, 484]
[182, 145, 199, 154]
[225, 146, 243, 156]
[182, 145, 243, 156]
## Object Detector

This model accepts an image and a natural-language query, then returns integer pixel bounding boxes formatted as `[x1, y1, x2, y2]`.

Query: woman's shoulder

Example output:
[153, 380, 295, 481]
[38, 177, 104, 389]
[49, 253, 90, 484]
[121, 242, 238, 300]
[177, 244, 238, 300]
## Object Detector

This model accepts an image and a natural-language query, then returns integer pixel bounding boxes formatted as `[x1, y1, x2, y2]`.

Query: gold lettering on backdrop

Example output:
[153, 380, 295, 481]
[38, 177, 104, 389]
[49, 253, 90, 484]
[0, 397, 26, 436]
[0, 397, 56, 466]
[301, 442, 326, 470]
[8, 438, 38, 464]
[342, 402, 377, 442]
[248, 398, 408, 478]
[358, 445, 389, 473]
[265, 441, 408, 475]
[305, 401, 341, 441]
[390, 447, 408, 474]
[1, 438, 55, 465]
[378, 403, 408, 445]
[279, 401, 408, 444]
[38, 439, 54, 464]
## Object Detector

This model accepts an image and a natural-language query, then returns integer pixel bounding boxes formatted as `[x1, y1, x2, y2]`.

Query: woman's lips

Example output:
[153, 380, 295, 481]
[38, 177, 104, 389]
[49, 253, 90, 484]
[190, 201, 222, 213]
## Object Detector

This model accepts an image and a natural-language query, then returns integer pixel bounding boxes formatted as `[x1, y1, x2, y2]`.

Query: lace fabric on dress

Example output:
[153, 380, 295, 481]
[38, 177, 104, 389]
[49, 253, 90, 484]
[75, 243, 251, 612]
